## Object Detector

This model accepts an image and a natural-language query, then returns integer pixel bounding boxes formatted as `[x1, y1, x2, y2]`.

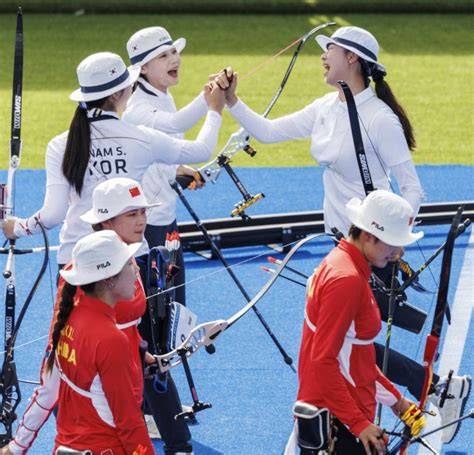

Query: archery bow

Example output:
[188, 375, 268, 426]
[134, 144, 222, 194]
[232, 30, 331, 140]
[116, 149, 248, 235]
[0, 9, 24, 441]
[198, 22, 336, 219]
[154, 233, 325, 374]
[0, 9, 50, 443]
[388, 207, 464, 454]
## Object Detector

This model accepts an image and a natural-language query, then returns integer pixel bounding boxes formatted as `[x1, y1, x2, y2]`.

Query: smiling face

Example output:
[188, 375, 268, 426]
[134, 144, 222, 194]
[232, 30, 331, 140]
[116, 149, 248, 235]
[101, 208, 147, 245]
[141, 48, 181, 92]
[320, 43, 355, 88]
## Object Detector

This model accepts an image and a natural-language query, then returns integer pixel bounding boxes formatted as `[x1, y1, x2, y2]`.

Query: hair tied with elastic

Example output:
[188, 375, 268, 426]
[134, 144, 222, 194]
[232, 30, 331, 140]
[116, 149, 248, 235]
[372, 67, 386, 83]
[79, 101, 89, 110]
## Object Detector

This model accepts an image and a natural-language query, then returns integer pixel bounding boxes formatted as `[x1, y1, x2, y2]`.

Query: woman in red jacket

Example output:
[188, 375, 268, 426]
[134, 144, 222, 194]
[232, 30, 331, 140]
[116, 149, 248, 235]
[3, 178, 158, 454]
[47, 229, 154, 454]
[287, 190, 425, 455]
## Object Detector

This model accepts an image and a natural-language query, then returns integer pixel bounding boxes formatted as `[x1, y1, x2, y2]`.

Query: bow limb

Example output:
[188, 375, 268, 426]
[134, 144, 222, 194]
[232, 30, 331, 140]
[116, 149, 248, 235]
[156, 233, 326, 373]
[199, 22, 336, 185]
[227, 233, 325, 327]
[260, 22, 336, 118]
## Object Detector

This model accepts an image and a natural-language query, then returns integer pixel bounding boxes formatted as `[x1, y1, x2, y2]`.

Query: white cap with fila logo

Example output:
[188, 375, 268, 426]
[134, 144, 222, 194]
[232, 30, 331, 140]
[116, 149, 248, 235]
[346, 189, 424, 247]
[60, 230, 142, 286]
[80, 177, 161, 225]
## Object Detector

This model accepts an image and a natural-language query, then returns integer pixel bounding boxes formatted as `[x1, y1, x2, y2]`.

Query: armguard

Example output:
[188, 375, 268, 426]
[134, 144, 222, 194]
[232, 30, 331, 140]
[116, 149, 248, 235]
[293, 401, 331, 451]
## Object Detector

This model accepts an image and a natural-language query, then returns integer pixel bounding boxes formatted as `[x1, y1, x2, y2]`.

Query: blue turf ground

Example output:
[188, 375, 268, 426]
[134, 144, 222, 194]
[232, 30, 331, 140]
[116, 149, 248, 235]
[0, 165, 472, 454]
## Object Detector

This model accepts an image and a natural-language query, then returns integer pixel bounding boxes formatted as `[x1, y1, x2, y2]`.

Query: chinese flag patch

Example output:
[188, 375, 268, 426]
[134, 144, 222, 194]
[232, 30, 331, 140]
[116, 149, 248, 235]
[129, 187, 141, 198]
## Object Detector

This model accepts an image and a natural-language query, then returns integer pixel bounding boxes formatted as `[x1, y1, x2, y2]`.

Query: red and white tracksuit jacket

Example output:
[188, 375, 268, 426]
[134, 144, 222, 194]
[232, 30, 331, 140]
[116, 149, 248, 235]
[297, 239, 401, 437]
[10, 267, 150, 454]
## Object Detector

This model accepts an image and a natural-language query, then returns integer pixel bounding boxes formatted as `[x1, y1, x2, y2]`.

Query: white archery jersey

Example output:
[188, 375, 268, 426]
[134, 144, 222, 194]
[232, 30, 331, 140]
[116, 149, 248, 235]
[228, 87, 423, 235]
[14, 110, 221, 263]
[123, 78, 208, 226]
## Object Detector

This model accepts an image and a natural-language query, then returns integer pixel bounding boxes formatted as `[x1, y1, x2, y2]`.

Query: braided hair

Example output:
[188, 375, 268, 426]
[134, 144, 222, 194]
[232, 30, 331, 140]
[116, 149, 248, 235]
[45, 281, 95, 373]
[359, 58, 416, 151]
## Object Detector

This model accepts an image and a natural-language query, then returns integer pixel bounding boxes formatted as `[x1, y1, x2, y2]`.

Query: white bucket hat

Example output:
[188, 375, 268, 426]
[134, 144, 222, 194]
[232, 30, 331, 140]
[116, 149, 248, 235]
[60, 230, 142, 286]
[70, 52, 141, 102]
[315, 26, 386, 74]
[127, 26, 186, 67]
[81, 177, 161, 225]
[346, 189, 423, 247]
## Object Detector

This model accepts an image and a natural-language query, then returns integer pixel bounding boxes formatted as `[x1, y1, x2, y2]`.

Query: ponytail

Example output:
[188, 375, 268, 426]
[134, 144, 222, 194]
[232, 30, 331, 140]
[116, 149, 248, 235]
[45, 281, 95, 373]
[360, 59, 416, 151]
[62, 98, 108, 196]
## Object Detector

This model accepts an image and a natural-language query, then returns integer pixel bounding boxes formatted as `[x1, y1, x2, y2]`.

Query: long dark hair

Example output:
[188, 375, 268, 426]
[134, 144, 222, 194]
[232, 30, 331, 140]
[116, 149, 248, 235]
[45, 281, 95, 373]
[359, 59, 416, 151]
[62, 98, 107, 196]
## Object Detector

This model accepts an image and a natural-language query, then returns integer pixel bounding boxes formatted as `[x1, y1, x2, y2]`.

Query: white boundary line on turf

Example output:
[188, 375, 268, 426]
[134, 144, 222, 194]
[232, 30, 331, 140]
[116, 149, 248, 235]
[418, 227, 474, 454]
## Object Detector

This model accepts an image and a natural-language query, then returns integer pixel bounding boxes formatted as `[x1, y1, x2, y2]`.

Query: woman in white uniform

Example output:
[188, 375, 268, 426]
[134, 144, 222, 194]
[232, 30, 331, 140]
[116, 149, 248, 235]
[2, 51, 224, 270]
[221, 26, 422, 234]
[122, 26, 214, 447]
[123, 26, 210, 308]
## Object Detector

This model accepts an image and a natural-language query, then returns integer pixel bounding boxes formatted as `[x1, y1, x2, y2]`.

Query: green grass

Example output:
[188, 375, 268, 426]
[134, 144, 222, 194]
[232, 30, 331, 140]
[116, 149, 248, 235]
[0, 1, 472, 13]
[0, 13, 472, 169]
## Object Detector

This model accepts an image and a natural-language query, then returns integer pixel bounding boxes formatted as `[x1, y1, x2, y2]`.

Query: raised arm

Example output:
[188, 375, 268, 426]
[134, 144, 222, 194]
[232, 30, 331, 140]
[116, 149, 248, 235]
[123, 91, 208, 133]
[146, 83, 225, 165]
[216, 69, 316, 143]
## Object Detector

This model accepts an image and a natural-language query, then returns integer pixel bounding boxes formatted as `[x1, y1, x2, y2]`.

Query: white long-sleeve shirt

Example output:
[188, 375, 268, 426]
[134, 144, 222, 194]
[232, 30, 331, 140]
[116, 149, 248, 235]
[123, 77, 209, 226]
[228, 87, 423, 235]
[14, 108, 221, 263]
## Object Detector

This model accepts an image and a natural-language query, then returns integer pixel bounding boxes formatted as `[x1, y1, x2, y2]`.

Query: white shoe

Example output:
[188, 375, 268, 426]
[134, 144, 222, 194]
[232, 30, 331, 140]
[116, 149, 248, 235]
[144, 414, 161, 440]
[431, 374, 471, 444]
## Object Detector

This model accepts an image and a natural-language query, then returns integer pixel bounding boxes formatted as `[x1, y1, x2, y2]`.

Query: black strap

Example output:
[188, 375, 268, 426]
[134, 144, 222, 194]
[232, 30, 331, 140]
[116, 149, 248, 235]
[138, 81, 158, 97]
[338, 80, 375, 195]
[87, 114, 119, 123]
